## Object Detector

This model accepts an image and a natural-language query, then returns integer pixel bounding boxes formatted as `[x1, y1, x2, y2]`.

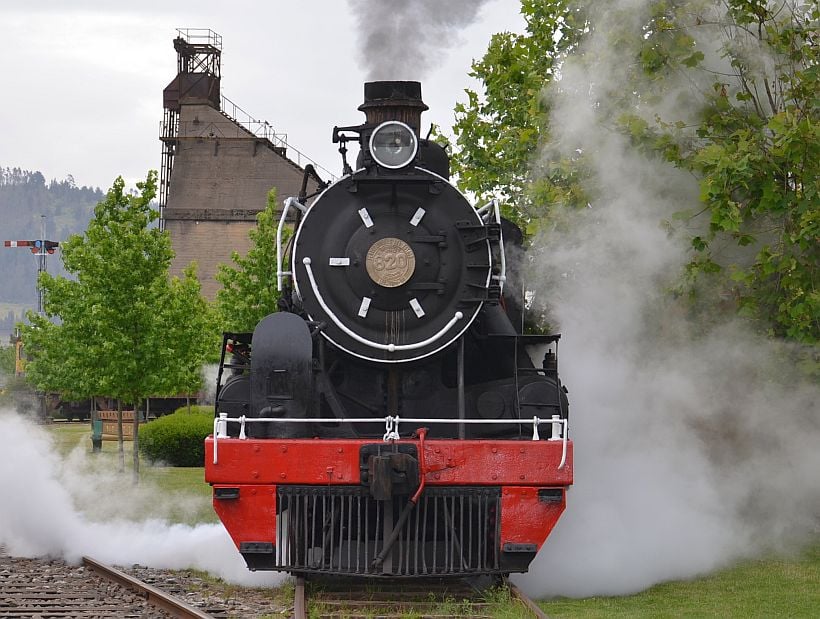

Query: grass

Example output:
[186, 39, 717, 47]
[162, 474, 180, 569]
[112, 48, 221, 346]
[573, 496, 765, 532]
[45, 420, 216, 525]
[47, 420, 90, 455]
[305, 581, 553, 618]
[540, 544, 820, 618]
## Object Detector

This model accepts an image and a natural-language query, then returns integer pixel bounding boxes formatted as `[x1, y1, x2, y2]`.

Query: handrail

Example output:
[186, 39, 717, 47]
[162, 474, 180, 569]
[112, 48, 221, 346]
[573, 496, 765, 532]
[211, 413, 569, 469]
[219, 94, 337, 181]
[277, 197, 307, 290]
[302, 257, 464, 352]
[477, 199, 506, 293]
[175, 28, 222, 49]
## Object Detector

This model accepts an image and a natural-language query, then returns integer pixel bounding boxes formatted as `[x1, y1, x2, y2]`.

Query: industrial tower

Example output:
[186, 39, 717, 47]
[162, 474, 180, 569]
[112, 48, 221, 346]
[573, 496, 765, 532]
[160, 29, 329, 298]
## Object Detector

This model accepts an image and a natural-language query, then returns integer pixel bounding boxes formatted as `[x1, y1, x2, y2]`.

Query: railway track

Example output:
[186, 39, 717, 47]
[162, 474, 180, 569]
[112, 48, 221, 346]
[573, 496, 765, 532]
[292, 574, 548, 619]
[82, 556, 213, 618]
[0, 549, 213, 618]
[2, 547, 548, 618]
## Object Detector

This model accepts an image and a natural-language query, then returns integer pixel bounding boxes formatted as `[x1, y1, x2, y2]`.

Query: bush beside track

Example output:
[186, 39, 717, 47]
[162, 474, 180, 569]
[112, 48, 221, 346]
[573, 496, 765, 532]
[138, 406, 213, 467]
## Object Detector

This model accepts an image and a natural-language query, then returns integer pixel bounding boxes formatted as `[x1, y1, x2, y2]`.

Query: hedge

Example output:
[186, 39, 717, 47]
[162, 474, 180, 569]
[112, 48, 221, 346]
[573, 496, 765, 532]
[138, 406, 214, 467]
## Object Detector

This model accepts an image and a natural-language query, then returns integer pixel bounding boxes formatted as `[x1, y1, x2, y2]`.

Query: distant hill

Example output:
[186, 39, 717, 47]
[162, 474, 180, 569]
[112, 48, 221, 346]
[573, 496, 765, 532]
[0, 167, 103, 336]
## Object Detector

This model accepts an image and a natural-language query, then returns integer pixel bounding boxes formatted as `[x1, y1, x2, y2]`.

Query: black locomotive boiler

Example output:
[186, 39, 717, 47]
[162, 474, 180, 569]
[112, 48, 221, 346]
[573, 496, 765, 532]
[205, 81, 573, 577]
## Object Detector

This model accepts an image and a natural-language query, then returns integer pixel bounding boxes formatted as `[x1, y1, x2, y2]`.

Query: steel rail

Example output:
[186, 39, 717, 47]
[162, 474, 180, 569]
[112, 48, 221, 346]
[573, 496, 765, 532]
[82, 556, 214, 619]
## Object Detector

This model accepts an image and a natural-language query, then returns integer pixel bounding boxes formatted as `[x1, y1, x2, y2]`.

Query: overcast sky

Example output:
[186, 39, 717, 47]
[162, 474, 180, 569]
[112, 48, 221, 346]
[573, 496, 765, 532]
[1, 0, 524, 191]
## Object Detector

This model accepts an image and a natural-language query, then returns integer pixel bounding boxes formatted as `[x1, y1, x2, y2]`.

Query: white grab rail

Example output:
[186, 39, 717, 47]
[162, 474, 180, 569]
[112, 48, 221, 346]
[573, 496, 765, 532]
[302, 257, 464, 352]
[211, 413, 568, 469]
[476, 199, 506, 293]
[276, 197, 307, 291]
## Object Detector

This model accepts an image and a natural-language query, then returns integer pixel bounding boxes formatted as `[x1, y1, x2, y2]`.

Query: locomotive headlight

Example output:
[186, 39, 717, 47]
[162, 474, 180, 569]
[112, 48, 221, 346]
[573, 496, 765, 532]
[369, 121, 418, 169]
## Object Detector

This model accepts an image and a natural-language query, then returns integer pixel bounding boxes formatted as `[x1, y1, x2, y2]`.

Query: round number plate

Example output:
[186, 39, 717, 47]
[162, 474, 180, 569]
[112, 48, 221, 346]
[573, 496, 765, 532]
[365, 237, 416, 288]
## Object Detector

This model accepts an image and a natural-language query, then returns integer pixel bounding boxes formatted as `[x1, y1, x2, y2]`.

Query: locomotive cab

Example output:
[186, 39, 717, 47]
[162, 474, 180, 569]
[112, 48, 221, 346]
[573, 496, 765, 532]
[207, 81, 573, 578]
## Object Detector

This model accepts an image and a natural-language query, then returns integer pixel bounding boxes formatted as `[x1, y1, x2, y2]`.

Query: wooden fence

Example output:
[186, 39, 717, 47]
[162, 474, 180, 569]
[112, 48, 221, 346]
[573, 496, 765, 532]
[97, 410, 143, 441]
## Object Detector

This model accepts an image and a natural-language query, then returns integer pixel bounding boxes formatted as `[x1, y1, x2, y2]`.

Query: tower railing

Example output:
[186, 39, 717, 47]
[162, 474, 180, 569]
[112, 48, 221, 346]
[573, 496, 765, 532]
[158, 97, 337, 183]
[219, 94, 337, 181]
[175, 28, 222, 49]
[159, 27, 336, 228]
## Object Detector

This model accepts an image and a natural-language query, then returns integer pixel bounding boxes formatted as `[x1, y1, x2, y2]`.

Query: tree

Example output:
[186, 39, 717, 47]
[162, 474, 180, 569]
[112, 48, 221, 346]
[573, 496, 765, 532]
[0, 346, 14, 377]
[22, 172, 177, 479]
[23, 268, 102, 402]
[158, 263, 219, 406]
[626, 0, 819, 342]
[215, 188, 285, 332]
[449, 0, 587, 225]
[449, 0, 818, 342]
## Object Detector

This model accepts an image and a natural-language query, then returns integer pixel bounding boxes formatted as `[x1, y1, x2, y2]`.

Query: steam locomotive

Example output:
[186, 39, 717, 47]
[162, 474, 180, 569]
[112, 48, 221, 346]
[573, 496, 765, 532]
[205, 81, 573, 577]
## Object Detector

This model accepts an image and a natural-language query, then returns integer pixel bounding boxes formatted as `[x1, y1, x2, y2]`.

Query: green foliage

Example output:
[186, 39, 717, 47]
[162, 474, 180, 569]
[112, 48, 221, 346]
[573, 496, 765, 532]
[157, 264, 220, 391]
[21, 172, 216, 406]
[170, 404, 213, 416]
[450, 0, 588, 224]
[22, 172, 173, 402]
[215, 188, 284, 332]
[0, 345, 14, 376]
[0, 374, 34, 413]
[138, 407, 214, 467]
[452, 0, 818, 342]
[620, 0, 819, 342]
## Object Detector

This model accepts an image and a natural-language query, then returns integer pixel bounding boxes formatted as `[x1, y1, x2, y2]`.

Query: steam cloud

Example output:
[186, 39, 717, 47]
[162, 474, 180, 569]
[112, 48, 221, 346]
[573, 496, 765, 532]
[347, 0, 492, 80]
[0, 409, 278, 587]
[514, 0, 820, 598]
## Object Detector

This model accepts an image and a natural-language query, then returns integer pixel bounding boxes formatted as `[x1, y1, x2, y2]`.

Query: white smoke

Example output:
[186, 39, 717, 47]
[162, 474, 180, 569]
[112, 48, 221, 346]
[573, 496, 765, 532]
[199, 364, 220, 405]
[514, 0, 820, 598]
[0, 408, 279, 587]
[347, 0, 493, 80]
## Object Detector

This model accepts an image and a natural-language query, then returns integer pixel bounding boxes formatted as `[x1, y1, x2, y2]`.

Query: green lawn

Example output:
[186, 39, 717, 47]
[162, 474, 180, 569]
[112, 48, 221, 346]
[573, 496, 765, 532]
[540, 544, 819, 617]
[47, 421, 90, 455]
[45, 420, 216, 525]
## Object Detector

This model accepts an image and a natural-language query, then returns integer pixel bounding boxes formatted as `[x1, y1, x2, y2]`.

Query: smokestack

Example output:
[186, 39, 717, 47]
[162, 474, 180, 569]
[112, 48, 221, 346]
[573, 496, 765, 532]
[358, 81, 429, 135]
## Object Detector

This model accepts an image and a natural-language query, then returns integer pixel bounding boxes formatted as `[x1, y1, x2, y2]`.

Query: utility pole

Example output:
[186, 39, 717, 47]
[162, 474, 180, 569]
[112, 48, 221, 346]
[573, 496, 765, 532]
[3, 215, 60, 422]
[3, 215, 60, 314]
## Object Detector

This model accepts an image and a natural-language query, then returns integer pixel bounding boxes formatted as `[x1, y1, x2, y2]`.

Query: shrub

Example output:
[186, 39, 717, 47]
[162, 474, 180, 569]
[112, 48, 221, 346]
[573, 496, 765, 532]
[138, 407, 214, 467]
[169, 404, 213, 416]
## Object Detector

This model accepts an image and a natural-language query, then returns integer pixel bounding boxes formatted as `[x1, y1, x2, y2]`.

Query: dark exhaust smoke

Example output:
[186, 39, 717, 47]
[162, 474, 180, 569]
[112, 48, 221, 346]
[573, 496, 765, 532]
[347, 0, 492, 80]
